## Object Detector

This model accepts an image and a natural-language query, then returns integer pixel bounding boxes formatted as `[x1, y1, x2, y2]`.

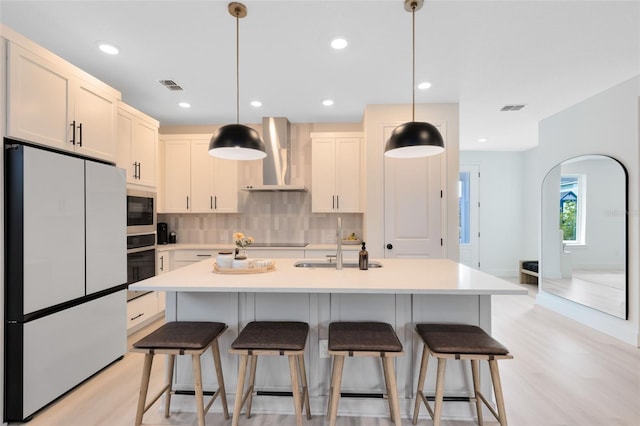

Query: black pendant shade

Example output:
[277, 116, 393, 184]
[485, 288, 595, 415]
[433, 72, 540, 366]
[209, 2, 266, 161]
[209, 124, 266, 160]
[384, 121, 444, 158]
[384, 0, 445, 159]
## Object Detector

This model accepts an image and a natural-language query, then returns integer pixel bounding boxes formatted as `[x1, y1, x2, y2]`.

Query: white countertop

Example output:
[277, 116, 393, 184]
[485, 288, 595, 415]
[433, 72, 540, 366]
[155, 243, 360, 251]
[130, 258, 527, 295]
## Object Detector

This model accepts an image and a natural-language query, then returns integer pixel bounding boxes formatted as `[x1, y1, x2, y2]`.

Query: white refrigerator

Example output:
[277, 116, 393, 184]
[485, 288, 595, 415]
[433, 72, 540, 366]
[4, 142, 127, 421]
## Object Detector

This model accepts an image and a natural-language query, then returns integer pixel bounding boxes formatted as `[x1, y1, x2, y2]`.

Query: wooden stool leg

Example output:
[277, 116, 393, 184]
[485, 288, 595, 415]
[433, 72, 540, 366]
[326, 356, 334, 420]
[412, 344, 429, 425]
[433, 358, 447, 426]
[328, 355, 345, 426]
[164, 354, 176, 418]
[297, 354, 312, 420]
[192, 354, 206, 426]
[381, 355, 395, 422]
[135, 353, 154, 426]
[245, 354, 258, 418]
[211, 340, 229, 420]
[489, 360, 508, 426]
[383, 356, 402, 426]
[288, 355, 303, 426]
[231, 354, 248, 426]
[471, 359, 484, 426]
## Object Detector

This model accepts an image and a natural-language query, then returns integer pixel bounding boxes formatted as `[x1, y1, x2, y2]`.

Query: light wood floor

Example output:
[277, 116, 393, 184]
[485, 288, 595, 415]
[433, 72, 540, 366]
[13, 283, 640, 426]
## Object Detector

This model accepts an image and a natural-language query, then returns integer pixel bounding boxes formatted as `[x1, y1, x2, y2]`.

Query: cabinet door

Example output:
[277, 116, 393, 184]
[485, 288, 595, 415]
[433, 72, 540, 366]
[116, 110, 135, 183]
[163, 140, 191, 212]
[22, 146, 85, 313]
[7, 43, 72, 151]
[157, 251, 170, 275]
[85, 162, 126, 294]
[335, 137, 361, 212]
[311, 138, 337, 212]
[132, 119, 157, 187]
[73, 78, 117, 162]
[190, 139, 215, 213]
[212, 157, 239, 212]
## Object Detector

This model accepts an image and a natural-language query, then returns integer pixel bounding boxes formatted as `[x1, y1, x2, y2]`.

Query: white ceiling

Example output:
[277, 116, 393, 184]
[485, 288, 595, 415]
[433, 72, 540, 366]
[1, 1, 638, 151]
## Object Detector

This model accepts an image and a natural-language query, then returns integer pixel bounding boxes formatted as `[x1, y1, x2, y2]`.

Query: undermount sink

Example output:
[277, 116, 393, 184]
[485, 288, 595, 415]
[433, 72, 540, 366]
[293, 261, 383, 269]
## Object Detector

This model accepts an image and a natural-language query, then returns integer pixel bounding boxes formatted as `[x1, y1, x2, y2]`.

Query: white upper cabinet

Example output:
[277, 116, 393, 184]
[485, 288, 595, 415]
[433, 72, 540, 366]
[117, 102, 158, 188]
[311, 133, 363, 213]
[160, 135, 239, 213]
[7, 41, 119, 163]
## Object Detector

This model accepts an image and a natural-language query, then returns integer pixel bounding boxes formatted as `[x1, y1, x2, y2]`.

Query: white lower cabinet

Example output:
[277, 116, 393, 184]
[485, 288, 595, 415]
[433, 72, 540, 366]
[126, 292, 163, 334]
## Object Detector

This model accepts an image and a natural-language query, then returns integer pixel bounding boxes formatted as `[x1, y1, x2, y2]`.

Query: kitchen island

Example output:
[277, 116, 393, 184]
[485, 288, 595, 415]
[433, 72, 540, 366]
[130, 258, 526, 420]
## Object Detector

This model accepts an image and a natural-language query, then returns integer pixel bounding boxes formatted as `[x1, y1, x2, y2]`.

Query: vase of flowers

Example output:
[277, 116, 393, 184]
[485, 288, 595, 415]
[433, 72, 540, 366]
[233, 232, 254, 258]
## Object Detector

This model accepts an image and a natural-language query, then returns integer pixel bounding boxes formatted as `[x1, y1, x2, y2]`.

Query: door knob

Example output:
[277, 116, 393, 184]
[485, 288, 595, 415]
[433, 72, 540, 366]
[386, 244, 393, 249]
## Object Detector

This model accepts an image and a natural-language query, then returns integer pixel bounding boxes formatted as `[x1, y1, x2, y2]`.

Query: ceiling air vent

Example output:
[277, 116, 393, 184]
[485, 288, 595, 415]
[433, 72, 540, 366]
[500, 104, 526, 111]
[159, 79, 184, 91]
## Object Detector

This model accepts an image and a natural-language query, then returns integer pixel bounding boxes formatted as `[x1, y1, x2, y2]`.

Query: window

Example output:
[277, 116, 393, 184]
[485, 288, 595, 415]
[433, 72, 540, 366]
[560, 175, 586, 244]
[459, 172, 470, 244]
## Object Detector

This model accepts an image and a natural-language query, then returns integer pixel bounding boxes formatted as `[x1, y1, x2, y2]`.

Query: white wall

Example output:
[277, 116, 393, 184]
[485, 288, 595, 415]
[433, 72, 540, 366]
[537, 76, 640, 346]
[460, 151, 527, 277]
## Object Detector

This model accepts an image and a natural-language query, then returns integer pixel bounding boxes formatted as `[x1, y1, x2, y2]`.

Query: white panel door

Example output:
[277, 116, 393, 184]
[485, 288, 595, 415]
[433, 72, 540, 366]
[73, 78, 117, 162]
[22, 291, 126, 418]
[163, 140, 191, 212]
[335, 137, 361, 212]
[23, 147, 85, 313]
[384, 124, 444, 258]
[7, 43, 71, 151]
[85, 162, 127, 294]
[190, 139, 215, 212]
[116, 110, 134, 183]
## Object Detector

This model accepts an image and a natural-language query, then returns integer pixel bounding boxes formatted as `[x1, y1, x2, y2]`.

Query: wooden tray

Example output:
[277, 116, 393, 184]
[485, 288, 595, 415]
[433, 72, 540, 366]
[212, 262, 276, 274]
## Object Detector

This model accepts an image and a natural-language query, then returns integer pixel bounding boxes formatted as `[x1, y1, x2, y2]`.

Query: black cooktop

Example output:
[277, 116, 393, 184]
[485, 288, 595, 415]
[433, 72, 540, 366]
[250, 242, 308, 247]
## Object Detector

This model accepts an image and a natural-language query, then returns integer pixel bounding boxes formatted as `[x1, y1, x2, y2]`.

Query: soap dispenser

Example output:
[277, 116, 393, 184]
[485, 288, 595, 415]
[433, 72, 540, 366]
[359, 242, 369, 270]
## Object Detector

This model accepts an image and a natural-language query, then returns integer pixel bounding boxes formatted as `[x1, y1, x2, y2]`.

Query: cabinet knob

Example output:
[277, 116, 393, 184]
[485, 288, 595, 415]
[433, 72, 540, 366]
[386, 244, 393, 250]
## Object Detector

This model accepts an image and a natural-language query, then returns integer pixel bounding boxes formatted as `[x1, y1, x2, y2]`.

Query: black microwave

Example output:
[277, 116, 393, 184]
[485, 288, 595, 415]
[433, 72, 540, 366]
[126, 189, 156, 234]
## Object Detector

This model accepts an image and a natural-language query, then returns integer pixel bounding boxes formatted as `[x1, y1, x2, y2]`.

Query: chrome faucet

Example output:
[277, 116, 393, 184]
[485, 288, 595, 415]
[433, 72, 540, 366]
[336, 216, 343, 270]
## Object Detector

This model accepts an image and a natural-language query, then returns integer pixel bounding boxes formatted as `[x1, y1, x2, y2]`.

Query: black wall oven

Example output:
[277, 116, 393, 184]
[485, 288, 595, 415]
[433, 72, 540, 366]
[127, 233, 155, 301]
[127, 189, 156, 234]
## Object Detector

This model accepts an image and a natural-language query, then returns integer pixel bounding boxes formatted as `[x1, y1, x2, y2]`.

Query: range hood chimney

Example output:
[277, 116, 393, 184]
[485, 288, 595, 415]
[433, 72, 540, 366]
[243, 117, 308, 192]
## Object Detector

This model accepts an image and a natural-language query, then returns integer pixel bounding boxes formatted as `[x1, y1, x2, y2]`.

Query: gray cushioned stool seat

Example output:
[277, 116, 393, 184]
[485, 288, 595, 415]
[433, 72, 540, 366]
[329, 322, 402, 352]
[231, 321, 309, 351]
[133, 321, 226, 350]
[416, 323, 508, 355]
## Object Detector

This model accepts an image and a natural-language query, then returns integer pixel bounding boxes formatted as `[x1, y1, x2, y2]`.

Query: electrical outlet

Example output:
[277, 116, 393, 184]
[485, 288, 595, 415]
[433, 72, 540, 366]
[319, 339, 329, 358]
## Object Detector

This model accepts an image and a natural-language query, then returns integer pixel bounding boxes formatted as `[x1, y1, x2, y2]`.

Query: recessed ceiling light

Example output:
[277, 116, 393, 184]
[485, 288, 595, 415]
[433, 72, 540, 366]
[250, 100, 262, 107]
[418, 81, 432, 90]
[330, 38, 348, 50]
[97, 42, 119, 55]
[478, 138, 487, 143]
[322, 99, 334, 106]
[178, 102, 191, 108]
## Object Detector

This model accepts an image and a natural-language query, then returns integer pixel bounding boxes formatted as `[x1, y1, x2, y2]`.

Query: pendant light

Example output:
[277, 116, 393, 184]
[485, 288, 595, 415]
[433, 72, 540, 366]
[209, 2, 266, 160]
[384, 0, 444, 159]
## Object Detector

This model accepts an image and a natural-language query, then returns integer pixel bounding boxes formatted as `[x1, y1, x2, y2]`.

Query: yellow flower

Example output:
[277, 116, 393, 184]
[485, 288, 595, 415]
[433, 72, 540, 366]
[233, 232, 244, 240]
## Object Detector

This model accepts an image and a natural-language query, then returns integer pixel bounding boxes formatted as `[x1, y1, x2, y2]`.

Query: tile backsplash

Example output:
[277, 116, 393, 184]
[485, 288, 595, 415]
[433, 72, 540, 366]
[158, 122, 364, 245]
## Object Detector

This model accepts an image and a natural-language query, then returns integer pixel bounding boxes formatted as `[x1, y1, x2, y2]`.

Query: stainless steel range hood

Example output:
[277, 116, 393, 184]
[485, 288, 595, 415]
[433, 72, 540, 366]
[243, 117, 308, 192]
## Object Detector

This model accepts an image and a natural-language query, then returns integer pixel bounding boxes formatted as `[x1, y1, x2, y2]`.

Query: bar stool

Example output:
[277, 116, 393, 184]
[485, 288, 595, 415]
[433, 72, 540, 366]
[326, 321, 404, 426]
[131, 321, 229, 426]
[229, 321, 311, 426]
[412, 323, 512, 426]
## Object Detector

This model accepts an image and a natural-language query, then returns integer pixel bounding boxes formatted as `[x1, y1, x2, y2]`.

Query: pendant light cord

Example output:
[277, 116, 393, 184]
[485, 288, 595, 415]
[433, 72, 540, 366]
[411, 3, 416, 122]
[236, 11, 240, 124]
